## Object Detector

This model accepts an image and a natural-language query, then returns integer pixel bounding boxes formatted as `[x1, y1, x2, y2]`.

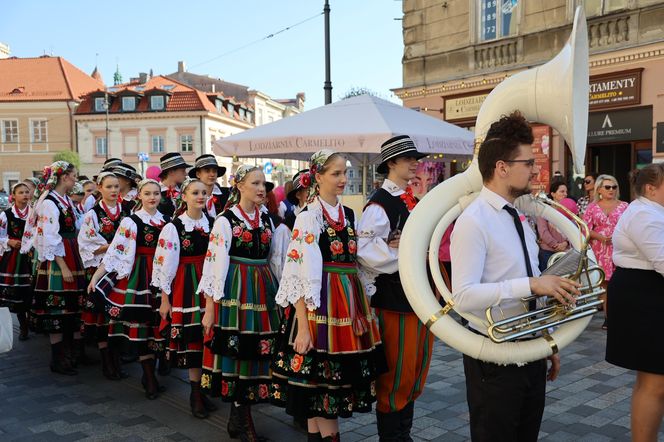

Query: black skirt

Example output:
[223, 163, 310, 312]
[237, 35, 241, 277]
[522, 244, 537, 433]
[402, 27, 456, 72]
[605, 266, 664, 374]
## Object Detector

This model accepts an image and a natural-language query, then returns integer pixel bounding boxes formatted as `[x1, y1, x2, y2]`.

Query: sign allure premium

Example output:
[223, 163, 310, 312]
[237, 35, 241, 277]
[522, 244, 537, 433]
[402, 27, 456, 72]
[589, 69, 642, 110]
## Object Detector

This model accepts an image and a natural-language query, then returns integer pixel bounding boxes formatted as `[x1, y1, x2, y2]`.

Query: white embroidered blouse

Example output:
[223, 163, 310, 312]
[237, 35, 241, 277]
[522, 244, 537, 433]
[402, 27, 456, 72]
[102, 209, 166, 279]
[77, 203, 122, 268]
[0, 206, 29, 255]
[274, 198, 358, 311]
[151, 213, 211, 295]
[197, 205, 283, 302]
[33, 191, 74, 262]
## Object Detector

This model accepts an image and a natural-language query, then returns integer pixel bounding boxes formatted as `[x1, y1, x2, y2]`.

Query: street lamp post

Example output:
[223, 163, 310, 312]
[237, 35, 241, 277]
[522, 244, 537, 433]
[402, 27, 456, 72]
[104, 90, 110, 160]
[324, 0, 332, 105]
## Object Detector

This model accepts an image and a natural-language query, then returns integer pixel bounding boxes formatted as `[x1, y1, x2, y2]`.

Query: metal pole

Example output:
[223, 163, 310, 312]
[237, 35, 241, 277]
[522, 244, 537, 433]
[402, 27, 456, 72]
[104, 90, 110, 160]
[324, 0, 332, 104]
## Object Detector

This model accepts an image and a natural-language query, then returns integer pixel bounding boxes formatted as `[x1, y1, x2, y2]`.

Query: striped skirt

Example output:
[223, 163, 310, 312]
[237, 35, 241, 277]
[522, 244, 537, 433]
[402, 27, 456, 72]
[271, 261, 385, 419]
[167, 254, 206, 369]
[201, 256, 280, 404]
[31, 236, 86, 333]
[102, 248, 164, 353]
[0, 243, 33, 313]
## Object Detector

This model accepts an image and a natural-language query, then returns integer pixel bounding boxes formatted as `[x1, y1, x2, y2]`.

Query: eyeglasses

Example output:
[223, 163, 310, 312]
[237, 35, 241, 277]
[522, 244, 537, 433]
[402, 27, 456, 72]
[603, 185, 618, 190]
[584, 179, 594, 184]
[503, 159, 536, 167]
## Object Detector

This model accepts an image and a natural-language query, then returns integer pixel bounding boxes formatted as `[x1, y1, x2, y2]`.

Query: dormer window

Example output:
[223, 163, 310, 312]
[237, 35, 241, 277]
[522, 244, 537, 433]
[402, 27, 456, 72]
[246, 110, 254, 123]
[215, 99, 223, 114]
[122, 96, 136, 112]
[151, 95, 165, 111]
[239, 107, 246, 120]
[226, 102, 234, 116]
[94, 97, 107, 112]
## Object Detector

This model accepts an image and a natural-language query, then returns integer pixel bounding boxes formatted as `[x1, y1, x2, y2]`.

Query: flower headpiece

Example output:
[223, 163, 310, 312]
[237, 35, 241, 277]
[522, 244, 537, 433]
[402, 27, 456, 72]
[28, 160, 72, 229]
[225, 165, 261, 209]
[96, 171, 117, 185]
[174, 178, 202, 216]
[133, 179, 161, 212]
[304, 149, 337, 202]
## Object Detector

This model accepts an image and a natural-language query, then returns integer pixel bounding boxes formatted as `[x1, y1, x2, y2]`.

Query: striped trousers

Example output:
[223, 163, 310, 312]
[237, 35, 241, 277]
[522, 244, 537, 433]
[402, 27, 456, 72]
[375, 308, 434, 413]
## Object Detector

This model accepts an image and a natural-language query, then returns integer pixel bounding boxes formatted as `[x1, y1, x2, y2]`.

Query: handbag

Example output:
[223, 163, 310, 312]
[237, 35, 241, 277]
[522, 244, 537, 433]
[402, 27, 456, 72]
[0, 307, 13, 354]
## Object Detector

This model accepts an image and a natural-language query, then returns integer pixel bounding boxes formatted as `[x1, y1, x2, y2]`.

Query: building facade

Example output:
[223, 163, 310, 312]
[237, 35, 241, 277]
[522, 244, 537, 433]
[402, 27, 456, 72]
[394, 0, 664, 198]
[0, 56, 104, 189]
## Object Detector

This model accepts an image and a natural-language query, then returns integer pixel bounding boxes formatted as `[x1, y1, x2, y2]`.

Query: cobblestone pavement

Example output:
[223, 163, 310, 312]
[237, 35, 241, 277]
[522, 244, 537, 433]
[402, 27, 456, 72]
[0, 315, 655, 441]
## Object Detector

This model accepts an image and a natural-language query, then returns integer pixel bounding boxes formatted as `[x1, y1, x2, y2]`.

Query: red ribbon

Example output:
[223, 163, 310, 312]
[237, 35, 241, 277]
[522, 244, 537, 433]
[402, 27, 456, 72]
[400, 186, 417, 211]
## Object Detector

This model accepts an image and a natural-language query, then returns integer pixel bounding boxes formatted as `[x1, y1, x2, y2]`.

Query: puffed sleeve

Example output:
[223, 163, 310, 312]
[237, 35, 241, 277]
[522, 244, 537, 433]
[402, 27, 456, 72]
[151, 223, 180, 296]
[356, 203, 399, 297]
[197, 216, 232, 301]
[275, 211, 323, 310]
[268, 221, 291, 280]
[35, 200, 65, 262]
[19, 209, 35, 255]
[102, 217, 138, 279]
[0, 211, 8, 255]
[77, 210, 109, 268]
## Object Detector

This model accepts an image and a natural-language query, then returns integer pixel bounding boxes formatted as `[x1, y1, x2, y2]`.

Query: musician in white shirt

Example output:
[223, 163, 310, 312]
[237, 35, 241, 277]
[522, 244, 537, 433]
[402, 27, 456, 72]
[606, 163, 664, 442]
[451, 112, 579, 442]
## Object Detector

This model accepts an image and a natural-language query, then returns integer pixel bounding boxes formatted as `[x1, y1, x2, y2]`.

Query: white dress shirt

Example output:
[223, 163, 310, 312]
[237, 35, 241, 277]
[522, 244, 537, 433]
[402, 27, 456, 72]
[612, 197, 664, 276]
[451, 187, 540, 334]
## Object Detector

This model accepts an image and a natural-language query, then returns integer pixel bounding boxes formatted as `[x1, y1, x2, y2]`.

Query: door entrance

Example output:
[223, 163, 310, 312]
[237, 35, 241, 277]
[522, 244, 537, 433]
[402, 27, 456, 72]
[589, 143, 631, 199]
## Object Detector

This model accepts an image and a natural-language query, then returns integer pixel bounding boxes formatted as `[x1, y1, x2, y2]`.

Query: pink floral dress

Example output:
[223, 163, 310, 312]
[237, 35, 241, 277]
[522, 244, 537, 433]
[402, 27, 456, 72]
[583, 201, 628, 280]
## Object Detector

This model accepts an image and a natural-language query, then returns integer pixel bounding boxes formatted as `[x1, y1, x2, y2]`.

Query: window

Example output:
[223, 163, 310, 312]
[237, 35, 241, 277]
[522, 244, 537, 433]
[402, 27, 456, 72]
[478, 0, 518, 41]
[151, 95, 165, 110]
[95, 137, 107, 156]
[584, 0, 627, 16]
[258, 109, 263, 125]
[122, 96, 136, 112]
[239, 108, 246, 120]
[30, 119, 47, 143]
[348, 169, 355, 179]
[210, 134, 216, 148]
[94, 97, 107, 112]
[151, 135, 164, 153]
[215, 99, 223, 114]
[246, 110, 254, 124]
[1, 120, 18, 143]
[226, 102, 234, 116]
[180, 134, 193, 152]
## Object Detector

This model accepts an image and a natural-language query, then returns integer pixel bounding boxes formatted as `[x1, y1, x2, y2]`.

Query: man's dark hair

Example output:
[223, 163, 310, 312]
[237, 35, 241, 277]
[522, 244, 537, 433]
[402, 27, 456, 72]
[477, 111, 534, 183]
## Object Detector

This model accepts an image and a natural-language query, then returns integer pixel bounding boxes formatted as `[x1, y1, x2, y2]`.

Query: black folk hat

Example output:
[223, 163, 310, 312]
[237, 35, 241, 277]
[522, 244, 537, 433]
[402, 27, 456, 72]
[265, 181, 275, 193]
[101, 158, 122, 172]
[110, 162, 142, 186]
[159, 153, 192, 179]
[188, 154, 227, 178]
[376, 135, 426, 174]
[287, 169, 309, 205]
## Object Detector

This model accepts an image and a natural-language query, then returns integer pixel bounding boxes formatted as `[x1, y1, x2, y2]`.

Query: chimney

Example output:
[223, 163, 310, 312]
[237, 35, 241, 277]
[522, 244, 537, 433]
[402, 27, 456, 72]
[211, 84, 215, 93]
[178, 61, 186, 73]
[138, 72, 148, 84]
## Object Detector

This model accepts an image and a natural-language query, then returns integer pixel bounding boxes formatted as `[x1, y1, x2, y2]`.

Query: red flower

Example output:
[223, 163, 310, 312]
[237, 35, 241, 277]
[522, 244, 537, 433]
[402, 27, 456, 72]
[171, 327, 179, 339]
[64, 216, 73, 227]
[348, 240, 357, 254]
[101, 218, 112, 225]
[290, 354, 303, 372]
[145, 233, 154, 243]
[291, 229, 300, 240]
[101, 223, 114, 234]
[124, 229, 131, 238]
[260, 230, 271, 244]
[258, 384, 269, 399]
[206, 249, 212, 258]
[158, 238, 165, 247]
[241, 231, 253, 243]
[305, 233, 315, 244]
[108, 306, 120, 317]
[287, 249, 300, 261]
[300, 172, 311, 187]
[221, 380, 229, 396]
[182, 239, 191, 248]
[232, 226, 242, 237]
[116, 244, 125, 252]
[259, 339, 271, 355]
[330, 240, 343, 255]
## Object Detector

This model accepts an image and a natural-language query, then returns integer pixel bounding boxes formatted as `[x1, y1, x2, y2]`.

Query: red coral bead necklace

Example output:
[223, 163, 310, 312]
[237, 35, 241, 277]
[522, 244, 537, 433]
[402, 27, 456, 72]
[101, 200, 121, 221]
[237, 204, 260, 230]
[319, 197, 345, 231]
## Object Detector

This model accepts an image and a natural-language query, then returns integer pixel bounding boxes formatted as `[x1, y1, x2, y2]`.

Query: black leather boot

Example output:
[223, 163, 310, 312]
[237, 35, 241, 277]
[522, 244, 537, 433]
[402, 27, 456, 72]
[398, 402, 415, 442]
[190, 381, 209, 419]
[110, 346, 129, 379]
[100, 347, 120, 380]
[72, 338, 97, 367]
[227, 404, 267, 442]
[17, 312, 29, 341]
[50, 342, 77, 376]
[308, 432, 322, 442]
[376, 410, 401, 441]
[321, 434, 340, 442]
[140, 358, 160, 400]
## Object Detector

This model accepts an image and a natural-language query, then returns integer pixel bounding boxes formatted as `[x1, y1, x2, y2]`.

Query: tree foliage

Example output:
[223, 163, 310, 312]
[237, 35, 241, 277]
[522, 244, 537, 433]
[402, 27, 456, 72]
[53, 151, 81, 170]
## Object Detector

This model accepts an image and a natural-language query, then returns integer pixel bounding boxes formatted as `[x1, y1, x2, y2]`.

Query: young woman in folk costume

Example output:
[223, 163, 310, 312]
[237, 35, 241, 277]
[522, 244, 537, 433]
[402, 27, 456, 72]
[109, 163, 141, 216]
[199, 165, 283, 441]
[271, 150, 385, 442]
[189, 154, 231, 218]
[151, 178, 218, 419]
[0, 183, 34, 341]
[87, 179, 169, 399]
[29, 161, 88, 375]
[78, 172, 127, 380]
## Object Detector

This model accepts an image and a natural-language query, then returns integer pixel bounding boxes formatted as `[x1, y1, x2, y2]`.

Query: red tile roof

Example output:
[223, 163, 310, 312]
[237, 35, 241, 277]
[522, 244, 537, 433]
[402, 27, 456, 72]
[0, 56, 104, 102]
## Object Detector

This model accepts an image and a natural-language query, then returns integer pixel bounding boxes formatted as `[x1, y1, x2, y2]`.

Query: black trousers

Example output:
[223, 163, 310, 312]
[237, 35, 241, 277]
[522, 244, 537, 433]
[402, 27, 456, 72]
[463, 354, 547, 442]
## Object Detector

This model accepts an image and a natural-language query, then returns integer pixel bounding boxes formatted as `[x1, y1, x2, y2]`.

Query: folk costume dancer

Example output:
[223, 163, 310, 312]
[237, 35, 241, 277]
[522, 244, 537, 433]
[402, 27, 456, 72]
[271, 150, 385, 442]
[29, 161, 87, 375]
[78, 172, 127, 380]
[109, 162, 141, 216]
[158, 153, 191, 219]
[283, 169, 310, 231]
[451, 113, 579, 442]
[199, 165, 282, 441]
[152, 178, 218, 419]
[87, 179, 169, 400]
[189, 154, 231, 218]
[0, 182, 34, 341]
[81, 179, 97, 213]
[357, 135, 433, 441]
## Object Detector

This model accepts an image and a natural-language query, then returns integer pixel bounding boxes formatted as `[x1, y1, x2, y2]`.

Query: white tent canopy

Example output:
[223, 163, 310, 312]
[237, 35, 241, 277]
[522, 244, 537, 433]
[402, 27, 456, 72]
[213, 94, 474, 164]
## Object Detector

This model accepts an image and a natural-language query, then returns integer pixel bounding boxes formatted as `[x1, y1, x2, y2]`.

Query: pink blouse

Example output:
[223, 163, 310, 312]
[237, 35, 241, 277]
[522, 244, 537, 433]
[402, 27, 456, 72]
[582, 200, 628, 280]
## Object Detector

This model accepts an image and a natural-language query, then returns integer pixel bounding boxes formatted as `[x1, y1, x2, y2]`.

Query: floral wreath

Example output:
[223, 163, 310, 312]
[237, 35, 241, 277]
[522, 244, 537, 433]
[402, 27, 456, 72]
[303, 149, 337, 202]
[225, 165, 261, 209]
[26, 160, 72, 229]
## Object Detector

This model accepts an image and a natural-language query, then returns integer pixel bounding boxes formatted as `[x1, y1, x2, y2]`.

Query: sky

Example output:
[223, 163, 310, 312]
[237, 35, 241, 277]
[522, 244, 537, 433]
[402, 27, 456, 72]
[3, 0, 405, 109]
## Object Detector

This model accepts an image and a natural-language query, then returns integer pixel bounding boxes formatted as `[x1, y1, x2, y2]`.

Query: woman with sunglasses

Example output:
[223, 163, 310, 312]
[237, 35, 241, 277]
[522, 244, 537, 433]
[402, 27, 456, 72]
[577, 172, 598, 217]
[582, 174, 628, 329]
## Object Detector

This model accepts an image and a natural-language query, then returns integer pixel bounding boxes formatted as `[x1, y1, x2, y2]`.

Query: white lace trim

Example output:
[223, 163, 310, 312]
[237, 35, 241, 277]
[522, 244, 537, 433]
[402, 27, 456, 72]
[79, 248, 103, 268]
[151, 266, 176, 295]
[275, 274, 320, 311]
[358, 268, 379, 298]
[197, 274, 226, 301]
[104, 253, 133, 279]
[179, 213, 210, 233]
[134, 209, 165, 225]
[39, 242, 65, 262]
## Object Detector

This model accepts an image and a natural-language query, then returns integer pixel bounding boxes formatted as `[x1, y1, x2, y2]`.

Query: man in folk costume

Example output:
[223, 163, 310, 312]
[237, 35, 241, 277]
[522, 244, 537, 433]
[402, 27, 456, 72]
[357, 135, 433, 441]
[188, 154, 230, 217]
[158, 153, 191, 218]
